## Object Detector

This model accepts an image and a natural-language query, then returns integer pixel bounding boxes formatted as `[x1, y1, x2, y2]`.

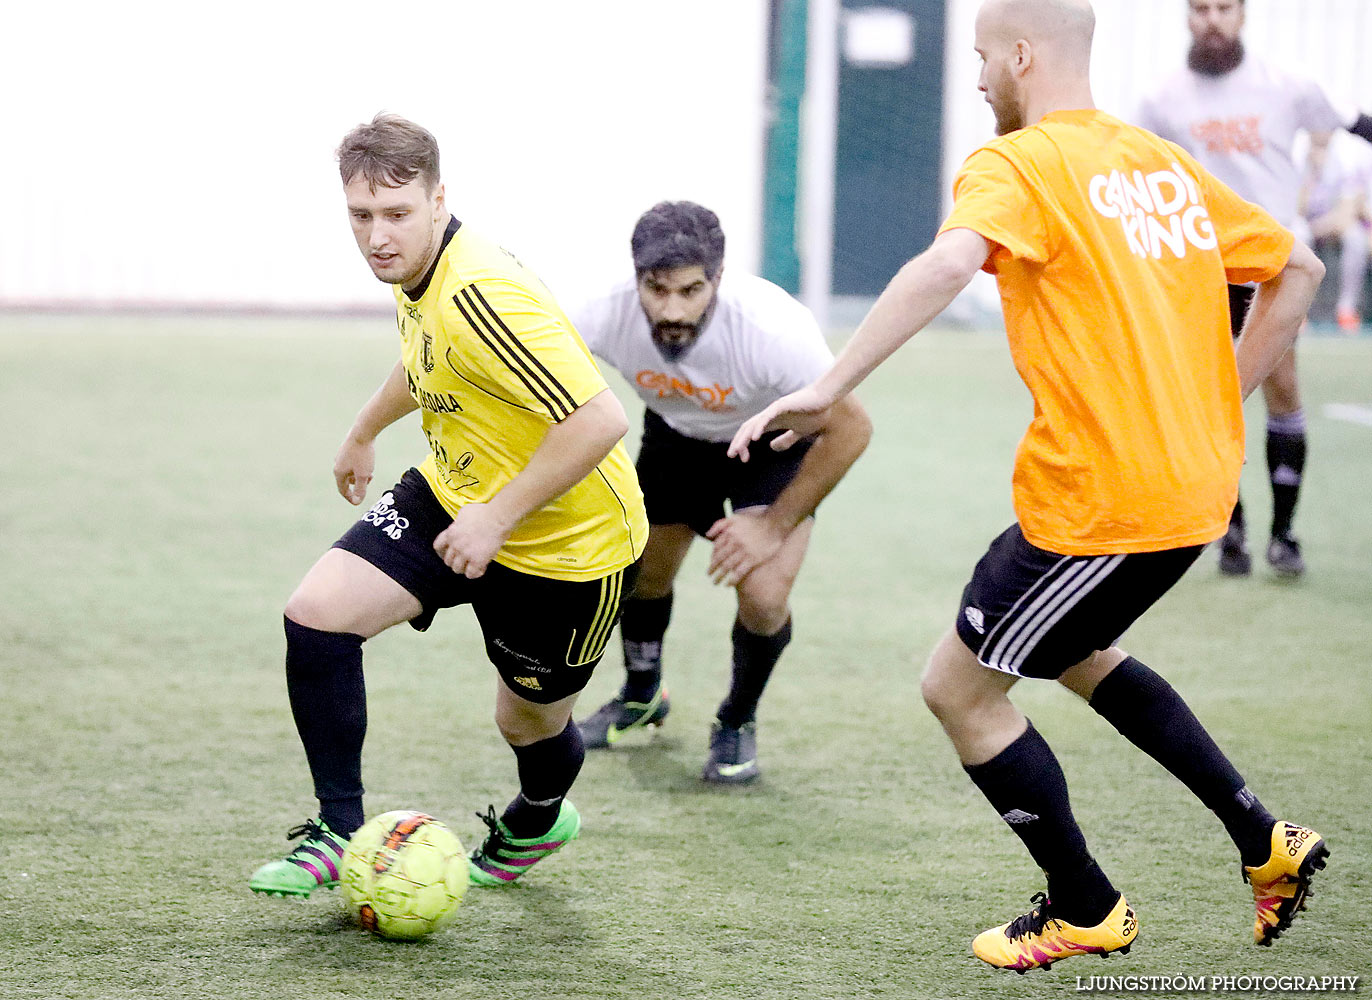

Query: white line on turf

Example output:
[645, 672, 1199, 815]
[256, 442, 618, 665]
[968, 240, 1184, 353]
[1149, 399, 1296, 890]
[1323, 403, 1372, 428]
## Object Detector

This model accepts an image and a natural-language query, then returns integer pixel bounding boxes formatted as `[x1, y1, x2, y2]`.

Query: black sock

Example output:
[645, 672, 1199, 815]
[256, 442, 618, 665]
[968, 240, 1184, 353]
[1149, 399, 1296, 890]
[716, 617, 792, 729]
[1266, 418, 1306, 539]
[963, 722, 1118, 926]
[501, 721, 584, 838]
[1089, 657, 1275, 866]
[1230, 495, 1246, 535]
[284, 616, 367, 839]
[618, 593, 672, 700]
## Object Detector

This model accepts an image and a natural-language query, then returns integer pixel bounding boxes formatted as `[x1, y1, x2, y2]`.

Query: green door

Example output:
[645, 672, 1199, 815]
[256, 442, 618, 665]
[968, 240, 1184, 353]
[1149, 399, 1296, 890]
[832, 0, 946, 296]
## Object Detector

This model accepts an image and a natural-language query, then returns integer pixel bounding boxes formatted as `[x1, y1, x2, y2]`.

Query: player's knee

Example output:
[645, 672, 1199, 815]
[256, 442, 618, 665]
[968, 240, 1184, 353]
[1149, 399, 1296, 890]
[494, 714, 524, 746]
[920, 665, 961, 721]
[284, 584, 335, 632]
[736, 595, 790, 635]
[630, 568, 675, 600]
[493, 703, 565, 746]
[920, 635, 984, 721]
[737, 577, 793, 628]
[1058, 647, 1127, 700]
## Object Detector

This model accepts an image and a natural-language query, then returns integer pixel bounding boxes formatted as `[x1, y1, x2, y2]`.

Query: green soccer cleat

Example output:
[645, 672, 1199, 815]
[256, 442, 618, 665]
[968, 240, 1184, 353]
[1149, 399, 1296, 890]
[249, 818, 348, 898]
[467, 800, 580, 886]
[576, 686, 670, 748]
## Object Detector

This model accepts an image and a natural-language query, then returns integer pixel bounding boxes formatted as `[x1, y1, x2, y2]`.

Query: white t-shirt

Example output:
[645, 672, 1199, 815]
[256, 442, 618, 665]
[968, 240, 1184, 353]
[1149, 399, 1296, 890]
[569, 272, 833, 443]
[1137, 54, 1355, 227]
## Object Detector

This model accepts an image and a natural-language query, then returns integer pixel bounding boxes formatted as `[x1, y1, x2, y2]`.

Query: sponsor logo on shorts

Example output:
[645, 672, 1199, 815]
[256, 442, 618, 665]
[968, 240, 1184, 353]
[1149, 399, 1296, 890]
[964, 606, 986, 635]
[363, 492, 409, 541]
[493, 638, 548, 671]
[513, 676, 542, 691]
[1001, 809, 1039, 825]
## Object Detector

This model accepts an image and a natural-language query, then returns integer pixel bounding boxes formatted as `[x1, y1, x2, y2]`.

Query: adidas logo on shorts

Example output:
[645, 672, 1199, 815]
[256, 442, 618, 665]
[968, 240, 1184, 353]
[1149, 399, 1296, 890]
[964, 607, 986, 635]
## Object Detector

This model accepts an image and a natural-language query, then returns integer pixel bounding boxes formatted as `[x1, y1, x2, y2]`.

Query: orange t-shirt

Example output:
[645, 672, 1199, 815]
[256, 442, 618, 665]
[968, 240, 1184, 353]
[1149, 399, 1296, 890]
[939, 109, 1294, 555]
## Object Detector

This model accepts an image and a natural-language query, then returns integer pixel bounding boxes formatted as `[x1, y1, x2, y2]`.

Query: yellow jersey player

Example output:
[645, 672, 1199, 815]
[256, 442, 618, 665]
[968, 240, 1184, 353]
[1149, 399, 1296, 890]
[734, 0, 1329, 972]
[250, 114, 647, 897]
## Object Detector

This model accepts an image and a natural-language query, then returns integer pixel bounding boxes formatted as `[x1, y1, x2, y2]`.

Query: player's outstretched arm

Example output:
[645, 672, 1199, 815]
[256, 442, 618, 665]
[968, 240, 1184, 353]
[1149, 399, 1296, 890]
[706, 395, 872, 586]
[728, 227, 989, 462]
[1235, 240, 1325, 399]
[335, 360, 420, 505]
[433, 387, 629, 579]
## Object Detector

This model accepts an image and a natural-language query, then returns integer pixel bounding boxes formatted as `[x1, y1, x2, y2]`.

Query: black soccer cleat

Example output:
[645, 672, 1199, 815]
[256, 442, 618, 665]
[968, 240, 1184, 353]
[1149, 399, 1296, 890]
[1218, 523, 1252, 576]
[1265, 534, 1305, 578]
[702, 720, 760, 784]
[576, 687, 670, 748]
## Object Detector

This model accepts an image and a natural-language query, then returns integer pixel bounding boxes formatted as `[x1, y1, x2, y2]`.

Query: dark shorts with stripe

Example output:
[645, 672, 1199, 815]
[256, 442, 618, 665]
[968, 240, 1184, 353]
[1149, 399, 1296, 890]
[635, 409, 813, 536]
[333, 468, 639, 703]
[954, 524, 1204, 679]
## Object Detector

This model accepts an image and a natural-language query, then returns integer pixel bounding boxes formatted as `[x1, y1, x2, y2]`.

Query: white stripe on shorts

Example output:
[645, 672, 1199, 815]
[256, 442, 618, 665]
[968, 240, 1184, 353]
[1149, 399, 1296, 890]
[979, 553, 1126, 676]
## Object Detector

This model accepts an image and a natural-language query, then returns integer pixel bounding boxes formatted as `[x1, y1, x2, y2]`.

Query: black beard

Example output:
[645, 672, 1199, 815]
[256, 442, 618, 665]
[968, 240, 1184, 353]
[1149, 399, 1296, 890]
[1188, 36, 1244, 76]
[648, 294, 718, 362]
[650, 322, 700, 361]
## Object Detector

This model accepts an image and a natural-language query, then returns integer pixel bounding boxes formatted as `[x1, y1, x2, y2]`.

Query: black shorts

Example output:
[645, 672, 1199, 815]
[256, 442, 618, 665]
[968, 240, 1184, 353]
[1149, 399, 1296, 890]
[954, 524, 1203, 680]
[333, 468, 639, 704]
[635, 409, 813, 536]
[1229, 284, 1255, 339]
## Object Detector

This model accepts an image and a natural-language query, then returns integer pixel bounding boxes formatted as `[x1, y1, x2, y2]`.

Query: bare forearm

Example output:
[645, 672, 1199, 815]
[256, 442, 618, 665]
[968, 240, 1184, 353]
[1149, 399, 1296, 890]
[349, 361, 419, 442]
[764, 395, 872, 531]
[816, 229, 987, 402]
[1236, 242, 1325, 398]
[486, 388, 628, 528]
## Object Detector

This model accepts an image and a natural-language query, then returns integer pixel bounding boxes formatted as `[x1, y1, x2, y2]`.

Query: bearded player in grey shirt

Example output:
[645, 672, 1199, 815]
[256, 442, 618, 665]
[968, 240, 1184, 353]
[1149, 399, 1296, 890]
[1138, 0, 1372, 578]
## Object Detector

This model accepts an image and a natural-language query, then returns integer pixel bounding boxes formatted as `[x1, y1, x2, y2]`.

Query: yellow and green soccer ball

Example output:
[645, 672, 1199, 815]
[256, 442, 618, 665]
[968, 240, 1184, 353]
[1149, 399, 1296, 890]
[342, 810, 468, 940]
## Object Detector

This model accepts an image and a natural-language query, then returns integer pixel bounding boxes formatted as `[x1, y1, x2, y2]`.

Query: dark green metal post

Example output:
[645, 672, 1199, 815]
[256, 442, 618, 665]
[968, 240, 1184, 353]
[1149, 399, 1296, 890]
[761, 0, 806, 294]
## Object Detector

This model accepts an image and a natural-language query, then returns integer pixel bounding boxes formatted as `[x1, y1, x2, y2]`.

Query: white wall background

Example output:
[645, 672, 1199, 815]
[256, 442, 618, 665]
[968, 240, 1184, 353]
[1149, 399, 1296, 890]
[5, 1, 1372, 312]
[0, 0, 769, 310]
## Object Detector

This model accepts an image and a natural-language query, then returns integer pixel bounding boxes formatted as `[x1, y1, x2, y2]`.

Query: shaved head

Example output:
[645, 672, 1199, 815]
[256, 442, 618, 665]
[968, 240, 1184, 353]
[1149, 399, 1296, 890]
[974, 0, 1096, 134]
[977, 0, 1095, 70]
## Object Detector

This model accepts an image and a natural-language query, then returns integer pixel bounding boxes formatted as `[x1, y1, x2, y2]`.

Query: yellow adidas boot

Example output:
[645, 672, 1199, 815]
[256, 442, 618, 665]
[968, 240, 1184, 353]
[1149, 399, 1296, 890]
[973, 892, 1138, 973]
[1243, 821, 1329, 946]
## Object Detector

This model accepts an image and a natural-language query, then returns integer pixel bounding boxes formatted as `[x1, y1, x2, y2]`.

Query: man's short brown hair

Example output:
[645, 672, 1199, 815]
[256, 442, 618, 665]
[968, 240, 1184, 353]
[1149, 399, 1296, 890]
[337, 113, 441, 192]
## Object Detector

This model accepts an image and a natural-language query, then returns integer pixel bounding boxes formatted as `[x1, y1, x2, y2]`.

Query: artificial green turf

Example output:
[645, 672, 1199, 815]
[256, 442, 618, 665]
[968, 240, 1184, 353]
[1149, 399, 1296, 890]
[1, 315, 1368, 999]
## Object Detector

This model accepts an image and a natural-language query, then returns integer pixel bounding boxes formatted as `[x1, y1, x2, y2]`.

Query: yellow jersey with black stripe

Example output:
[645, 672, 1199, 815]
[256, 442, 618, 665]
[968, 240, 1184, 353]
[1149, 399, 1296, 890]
[394, 217, 647, 581]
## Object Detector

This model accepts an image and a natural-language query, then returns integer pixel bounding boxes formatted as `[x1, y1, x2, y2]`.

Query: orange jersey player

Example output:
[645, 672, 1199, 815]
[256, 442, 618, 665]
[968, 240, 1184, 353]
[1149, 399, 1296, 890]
[733, 0, 1329, 973]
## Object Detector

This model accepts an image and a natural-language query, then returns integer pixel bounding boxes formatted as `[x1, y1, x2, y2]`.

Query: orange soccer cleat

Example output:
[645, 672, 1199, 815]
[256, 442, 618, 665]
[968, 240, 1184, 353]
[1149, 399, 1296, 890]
[972, 892, 1138, 973]
[1243, 821, 1329, 946]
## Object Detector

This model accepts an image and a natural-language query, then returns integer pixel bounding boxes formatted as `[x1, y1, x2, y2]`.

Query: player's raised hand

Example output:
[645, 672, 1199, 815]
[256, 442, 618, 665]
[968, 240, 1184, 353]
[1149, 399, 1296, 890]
[706, 508, 787, 586]
[433, 502, 512, 579]
[334, 435, 376, 505]
[727, 386, 836, 462]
